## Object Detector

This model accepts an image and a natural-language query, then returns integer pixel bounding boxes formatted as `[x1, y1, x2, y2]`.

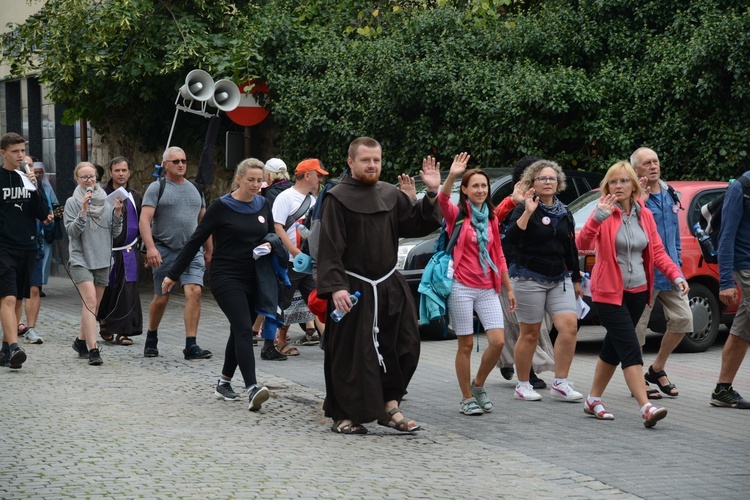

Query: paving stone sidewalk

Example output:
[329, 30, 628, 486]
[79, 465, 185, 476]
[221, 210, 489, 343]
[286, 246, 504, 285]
[1, 276, 747, 498]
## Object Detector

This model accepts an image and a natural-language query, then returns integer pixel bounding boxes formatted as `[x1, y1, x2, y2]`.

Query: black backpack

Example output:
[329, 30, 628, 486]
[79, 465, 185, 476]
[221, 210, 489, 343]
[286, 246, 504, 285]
[301, 177, 340, 276]
[697, 175, 750, 263]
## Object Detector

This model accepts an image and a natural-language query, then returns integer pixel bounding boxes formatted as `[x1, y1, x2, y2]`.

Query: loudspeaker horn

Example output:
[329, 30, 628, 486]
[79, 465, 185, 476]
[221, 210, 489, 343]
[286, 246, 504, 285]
[208, 79, 241, 112]
[179, 69, 215, 102]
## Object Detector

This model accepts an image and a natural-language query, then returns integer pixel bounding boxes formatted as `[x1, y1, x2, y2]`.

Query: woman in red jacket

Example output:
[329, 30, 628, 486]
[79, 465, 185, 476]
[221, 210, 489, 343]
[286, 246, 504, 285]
[435, 153, 515, 416]
[576, 161, 689, 428]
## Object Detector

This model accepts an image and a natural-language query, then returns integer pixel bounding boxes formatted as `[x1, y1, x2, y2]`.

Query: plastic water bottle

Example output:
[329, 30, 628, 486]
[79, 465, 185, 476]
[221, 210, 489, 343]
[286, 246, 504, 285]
[581, 272, 590, 287]
[693, 223, 717, 258]
[294, 221, 311, 238]
[330, 291, 361, 322]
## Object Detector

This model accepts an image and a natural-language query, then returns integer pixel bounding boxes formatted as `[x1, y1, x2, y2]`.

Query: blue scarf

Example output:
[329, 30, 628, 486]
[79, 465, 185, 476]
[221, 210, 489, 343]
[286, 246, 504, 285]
[470, 202, 498, 276]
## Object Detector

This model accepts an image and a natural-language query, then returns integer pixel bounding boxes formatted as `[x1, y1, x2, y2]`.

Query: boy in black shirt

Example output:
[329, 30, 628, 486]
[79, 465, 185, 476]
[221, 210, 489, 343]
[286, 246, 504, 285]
[0, 132, 48, 369]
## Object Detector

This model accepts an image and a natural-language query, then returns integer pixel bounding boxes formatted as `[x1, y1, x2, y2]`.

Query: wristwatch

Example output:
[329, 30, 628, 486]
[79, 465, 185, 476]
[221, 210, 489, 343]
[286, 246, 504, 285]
[425, 191, 438, 198]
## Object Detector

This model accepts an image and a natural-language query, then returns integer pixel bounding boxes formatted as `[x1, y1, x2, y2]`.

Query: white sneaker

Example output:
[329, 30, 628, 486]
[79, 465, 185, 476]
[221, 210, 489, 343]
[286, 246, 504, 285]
[23, 327, 43, 344]
[514, 384, 542, 401]
[550, 380, 583, 401]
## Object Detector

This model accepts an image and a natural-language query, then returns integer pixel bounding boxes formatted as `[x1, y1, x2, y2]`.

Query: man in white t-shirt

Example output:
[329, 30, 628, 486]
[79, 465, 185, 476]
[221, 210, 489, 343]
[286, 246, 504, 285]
[267, 158, 328, 360]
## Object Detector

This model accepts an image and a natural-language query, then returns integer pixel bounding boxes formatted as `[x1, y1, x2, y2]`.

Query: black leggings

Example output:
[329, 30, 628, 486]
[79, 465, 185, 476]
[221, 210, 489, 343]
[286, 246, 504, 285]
[213, 287, 258, 389]
[594, 291, 648, 369]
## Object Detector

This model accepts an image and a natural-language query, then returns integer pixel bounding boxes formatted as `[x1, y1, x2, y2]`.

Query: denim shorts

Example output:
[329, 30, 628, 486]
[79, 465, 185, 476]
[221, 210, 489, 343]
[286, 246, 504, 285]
[151, 244, 205, 295]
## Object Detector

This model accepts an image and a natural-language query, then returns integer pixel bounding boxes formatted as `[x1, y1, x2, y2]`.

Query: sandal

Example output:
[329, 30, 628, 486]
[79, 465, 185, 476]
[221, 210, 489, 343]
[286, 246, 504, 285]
[115, 335, 133, 346]
[583, 399, 614, 420]
[331, 420, 368, 435]
[642, 405, 668, 428]
[631, 381, 662, 399]
[293, 328, 320, 346]
[645, 365, 679, 397]
[377, 407, 422, 432]
[277, 344, 300, 356]
[99, 326, 114, 342]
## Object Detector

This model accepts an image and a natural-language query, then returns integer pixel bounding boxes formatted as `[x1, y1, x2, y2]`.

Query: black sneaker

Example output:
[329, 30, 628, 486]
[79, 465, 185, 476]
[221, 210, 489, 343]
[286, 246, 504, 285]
[9, 348, 27, 370]
[144, 341, 159, 358]
[530, 368, 547, 390]
[500, 366, 515, 380]
[710, 386, 750, 409]
[72, 338, 89, 359]
[0, 351, 8, 368]
[248, 385, 270, 411]
[260, 346, 287, 361]
[183, 344, 212, 360]
[88, 348, 103, 366]
[214, 383, 240, 401]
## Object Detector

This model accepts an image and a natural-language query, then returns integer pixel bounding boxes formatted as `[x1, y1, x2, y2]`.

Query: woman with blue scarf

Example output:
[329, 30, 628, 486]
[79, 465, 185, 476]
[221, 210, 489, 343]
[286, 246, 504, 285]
[435, 153, 515, 416]
[505, 160, 583, 402]
[162, 159, 285, 412]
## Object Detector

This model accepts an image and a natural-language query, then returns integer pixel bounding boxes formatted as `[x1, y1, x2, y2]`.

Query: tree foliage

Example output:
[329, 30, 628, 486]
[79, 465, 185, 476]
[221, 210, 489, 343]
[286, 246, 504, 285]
[4, 0, 750, 181]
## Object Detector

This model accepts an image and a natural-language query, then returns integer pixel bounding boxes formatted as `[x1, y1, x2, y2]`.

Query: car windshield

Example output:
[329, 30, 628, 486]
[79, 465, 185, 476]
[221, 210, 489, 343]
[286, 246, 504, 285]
[414, 180, 461, 204]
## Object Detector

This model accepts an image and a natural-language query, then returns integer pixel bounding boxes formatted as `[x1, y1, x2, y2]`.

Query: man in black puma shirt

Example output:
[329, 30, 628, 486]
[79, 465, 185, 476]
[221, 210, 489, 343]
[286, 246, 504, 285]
[0, 132, 48, 369]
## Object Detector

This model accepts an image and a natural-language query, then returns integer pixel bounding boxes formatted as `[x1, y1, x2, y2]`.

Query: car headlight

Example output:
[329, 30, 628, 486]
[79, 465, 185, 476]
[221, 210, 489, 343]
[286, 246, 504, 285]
[396, 243, 418, 270]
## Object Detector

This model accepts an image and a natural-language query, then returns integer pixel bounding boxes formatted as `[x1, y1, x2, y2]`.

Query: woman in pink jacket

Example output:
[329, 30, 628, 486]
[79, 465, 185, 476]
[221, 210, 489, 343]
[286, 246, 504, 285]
[576, 161, 689, 428]
[433, 152, 515, 416]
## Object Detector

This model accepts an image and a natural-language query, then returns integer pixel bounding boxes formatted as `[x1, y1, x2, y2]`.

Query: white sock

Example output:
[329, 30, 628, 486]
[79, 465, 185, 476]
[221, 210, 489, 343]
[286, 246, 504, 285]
[517, 381, 533, 389]
[640, 402, 653, 415]
[218, 378, 231, 386]
[586, 396, 601, 405]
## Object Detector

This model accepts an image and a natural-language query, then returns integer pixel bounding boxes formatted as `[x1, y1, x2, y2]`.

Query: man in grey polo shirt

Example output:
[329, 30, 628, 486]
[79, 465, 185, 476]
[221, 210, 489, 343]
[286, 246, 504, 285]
[139, 146, 213, 359]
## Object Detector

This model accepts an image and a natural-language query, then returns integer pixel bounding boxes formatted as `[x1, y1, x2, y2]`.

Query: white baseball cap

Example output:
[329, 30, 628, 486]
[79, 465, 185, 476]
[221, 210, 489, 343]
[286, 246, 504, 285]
[264, 158, 287, 173]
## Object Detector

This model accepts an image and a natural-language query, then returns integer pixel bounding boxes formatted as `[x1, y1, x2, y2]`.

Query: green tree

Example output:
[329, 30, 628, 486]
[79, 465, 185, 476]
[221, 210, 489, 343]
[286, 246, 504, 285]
[5, 0, 750, 181]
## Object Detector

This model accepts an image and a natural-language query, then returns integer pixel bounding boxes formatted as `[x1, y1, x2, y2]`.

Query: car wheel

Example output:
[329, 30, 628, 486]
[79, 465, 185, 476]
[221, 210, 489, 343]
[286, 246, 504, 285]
[677, 283, 720, 353]
[419, 316, 457, 341]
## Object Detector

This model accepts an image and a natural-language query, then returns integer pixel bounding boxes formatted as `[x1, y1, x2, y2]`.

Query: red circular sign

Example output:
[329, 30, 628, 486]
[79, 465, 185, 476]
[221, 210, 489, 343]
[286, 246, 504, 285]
[226, 80, 270, 126]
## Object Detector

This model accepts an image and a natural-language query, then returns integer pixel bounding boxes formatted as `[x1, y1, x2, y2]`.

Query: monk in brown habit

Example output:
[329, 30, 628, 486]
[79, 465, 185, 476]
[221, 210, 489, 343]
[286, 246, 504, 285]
[317, 137, 442, 434]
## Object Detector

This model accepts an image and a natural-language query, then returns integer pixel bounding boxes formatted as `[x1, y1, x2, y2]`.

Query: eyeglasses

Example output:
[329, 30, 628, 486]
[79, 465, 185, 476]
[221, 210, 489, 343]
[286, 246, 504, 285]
[608, 177, 632, 186]
[78, 175, 96, 181]
[168, 159, 187, 164]
[534, 176, 558, 184]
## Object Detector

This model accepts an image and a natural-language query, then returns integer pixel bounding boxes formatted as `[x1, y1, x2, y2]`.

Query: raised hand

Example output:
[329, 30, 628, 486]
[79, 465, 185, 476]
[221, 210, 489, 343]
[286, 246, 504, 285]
[420, 156, 441, 192]
[398, 174, 417, 200]
[597, 193, 617, 216]
[114, 197, 123, 218]
[511, 181, 525, 204]
[523, 187, 539, 213]
[638, 176, 650, 201]
[449, 152, 470, 178]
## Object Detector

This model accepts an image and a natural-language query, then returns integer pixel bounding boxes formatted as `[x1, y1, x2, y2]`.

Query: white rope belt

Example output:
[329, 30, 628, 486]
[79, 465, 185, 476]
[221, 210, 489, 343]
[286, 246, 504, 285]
[345, 266, 397, 373]
[112, 235, 139, 252]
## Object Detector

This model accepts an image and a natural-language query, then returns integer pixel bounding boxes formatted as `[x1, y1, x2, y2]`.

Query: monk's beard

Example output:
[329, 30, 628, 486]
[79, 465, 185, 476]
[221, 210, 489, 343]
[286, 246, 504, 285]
[357, 172, 380, 185]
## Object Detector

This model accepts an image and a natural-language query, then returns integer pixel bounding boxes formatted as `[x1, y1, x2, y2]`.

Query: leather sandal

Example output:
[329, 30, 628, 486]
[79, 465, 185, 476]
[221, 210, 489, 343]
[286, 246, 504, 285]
[99, 326, 114, 342]
[377, 407, 422, 432]
[645, 365, 678, 397]
[631, 381, 662, 399]
[115, 335, 133, 346]
[331, 420, 367, 434]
